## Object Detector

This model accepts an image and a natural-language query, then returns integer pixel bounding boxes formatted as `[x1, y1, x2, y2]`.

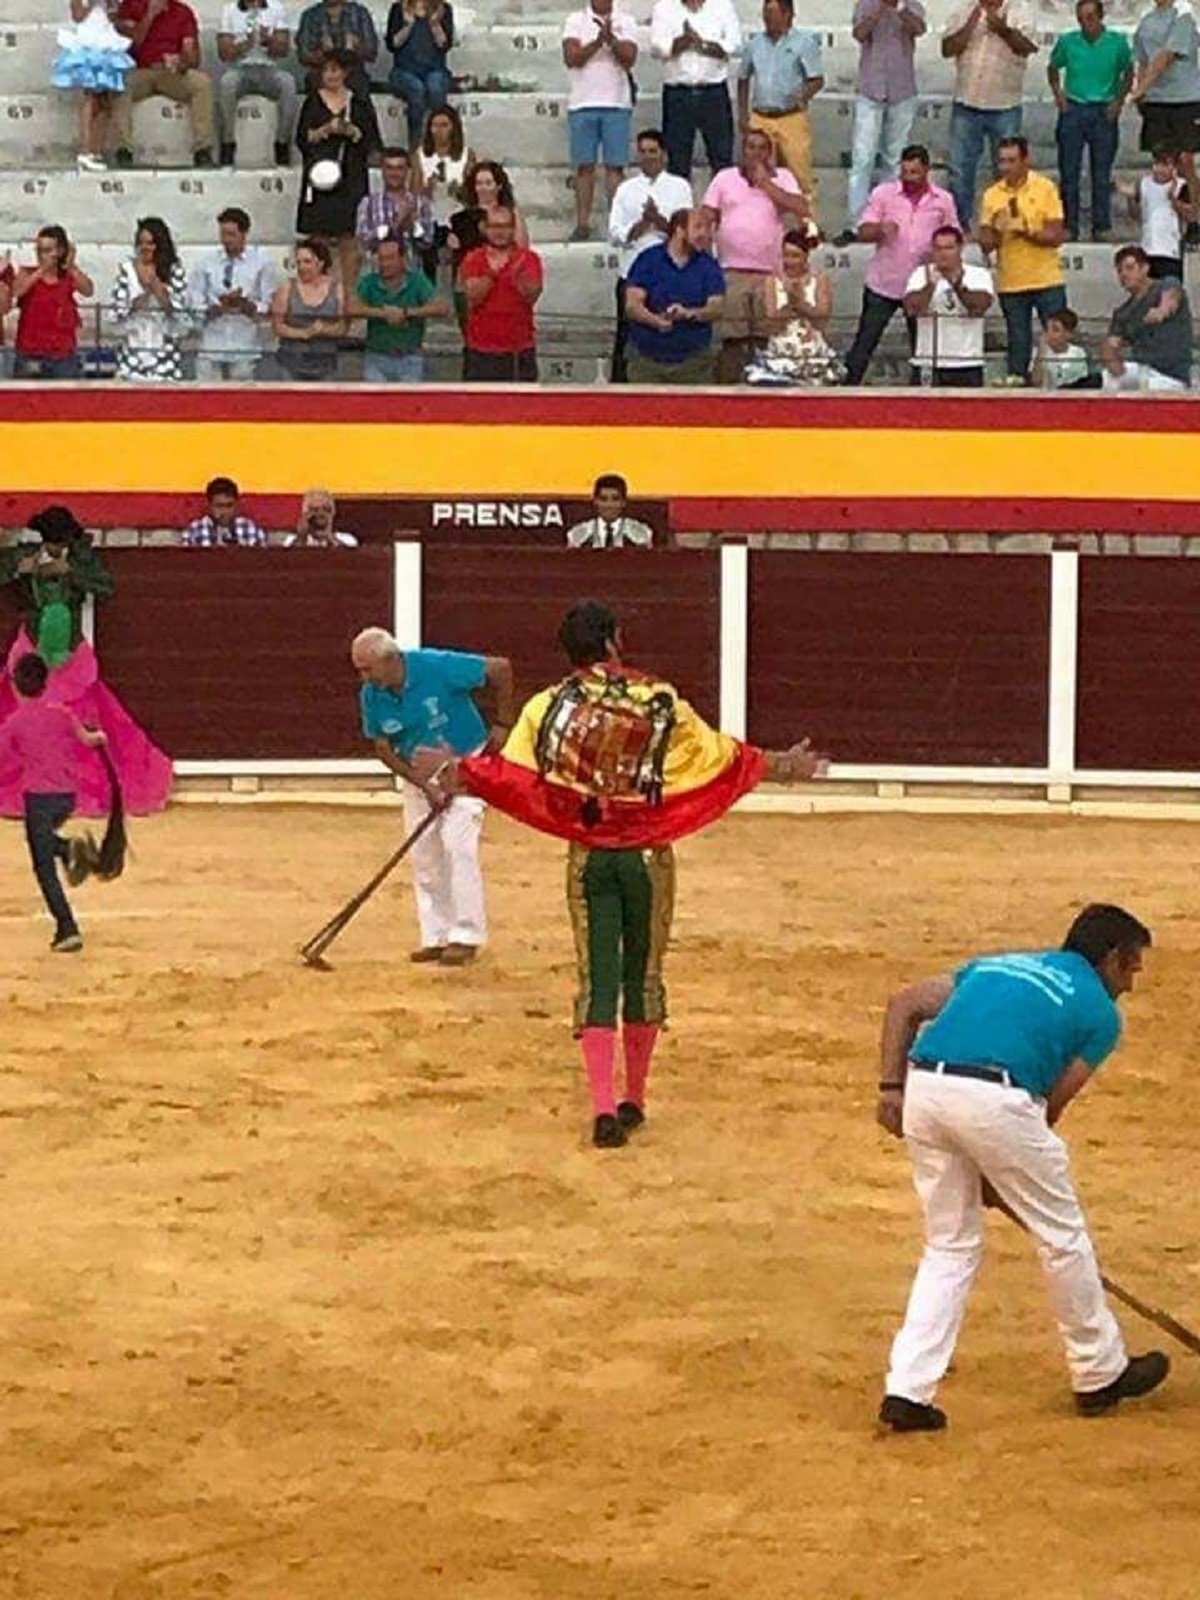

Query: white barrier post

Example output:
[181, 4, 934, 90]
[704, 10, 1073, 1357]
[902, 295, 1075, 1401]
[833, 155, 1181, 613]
[719, 543, 749, 740]
[1047, 548, 1080, 801]
[393, 540, 422, 649]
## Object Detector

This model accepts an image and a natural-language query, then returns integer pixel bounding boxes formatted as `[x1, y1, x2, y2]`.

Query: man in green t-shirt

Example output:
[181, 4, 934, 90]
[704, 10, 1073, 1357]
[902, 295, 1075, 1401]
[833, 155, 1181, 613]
[1048, 0, 1134, 240]
[351, 236, 450, 383]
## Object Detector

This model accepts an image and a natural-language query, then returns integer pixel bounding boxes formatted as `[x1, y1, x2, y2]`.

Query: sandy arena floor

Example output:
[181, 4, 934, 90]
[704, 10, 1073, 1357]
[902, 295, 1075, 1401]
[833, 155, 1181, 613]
[0, 805, 1196, 1600]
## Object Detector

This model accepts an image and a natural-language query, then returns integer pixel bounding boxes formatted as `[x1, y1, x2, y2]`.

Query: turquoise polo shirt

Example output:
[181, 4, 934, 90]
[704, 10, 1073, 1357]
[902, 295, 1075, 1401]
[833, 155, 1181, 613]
[360, 648, 488, 761]
[1049, 28, 1133, 103]
[912, 949, 1121, 1097]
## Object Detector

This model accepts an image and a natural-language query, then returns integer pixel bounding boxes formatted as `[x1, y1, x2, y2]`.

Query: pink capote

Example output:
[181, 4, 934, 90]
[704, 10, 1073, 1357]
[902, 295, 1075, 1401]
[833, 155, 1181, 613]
[0, 629, 172, 818]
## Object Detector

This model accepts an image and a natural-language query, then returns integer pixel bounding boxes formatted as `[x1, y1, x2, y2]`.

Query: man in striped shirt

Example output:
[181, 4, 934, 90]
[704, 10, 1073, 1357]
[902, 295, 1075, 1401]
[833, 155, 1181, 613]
[181, 477, 268, 547]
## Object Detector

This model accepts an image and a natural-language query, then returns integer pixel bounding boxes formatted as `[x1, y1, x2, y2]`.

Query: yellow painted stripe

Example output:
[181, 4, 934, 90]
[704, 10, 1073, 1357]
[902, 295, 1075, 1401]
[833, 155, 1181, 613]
[4, 421, 1198, 501]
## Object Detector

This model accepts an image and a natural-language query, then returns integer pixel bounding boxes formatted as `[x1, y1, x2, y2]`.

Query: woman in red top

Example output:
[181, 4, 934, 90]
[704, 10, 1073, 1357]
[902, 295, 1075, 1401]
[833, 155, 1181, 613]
[12, 228, 95, 380]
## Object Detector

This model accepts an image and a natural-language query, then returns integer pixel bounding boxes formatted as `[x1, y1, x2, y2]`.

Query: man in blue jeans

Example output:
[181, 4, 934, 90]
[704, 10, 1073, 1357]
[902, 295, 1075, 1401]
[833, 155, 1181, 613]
[1049, 0, 1133, 240]
[942, 0, 1038, 230]
[979, 134, 1067, 378]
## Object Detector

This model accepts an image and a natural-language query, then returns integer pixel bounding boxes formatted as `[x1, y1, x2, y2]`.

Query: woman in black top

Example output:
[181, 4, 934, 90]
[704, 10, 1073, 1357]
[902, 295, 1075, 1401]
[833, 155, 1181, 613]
[447, 160, 529, 326]
[296, 48, 382, 285]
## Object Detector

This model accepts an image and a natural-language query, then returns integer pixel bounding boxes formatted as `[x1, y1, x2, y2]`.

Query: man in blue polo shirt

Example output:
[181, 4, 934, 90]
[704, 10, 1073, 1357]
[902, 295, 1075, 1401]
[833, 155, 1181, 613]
[874, 903, 1167, 1431]
[352, 626, 515, 966]
[624, 206, 726, 384]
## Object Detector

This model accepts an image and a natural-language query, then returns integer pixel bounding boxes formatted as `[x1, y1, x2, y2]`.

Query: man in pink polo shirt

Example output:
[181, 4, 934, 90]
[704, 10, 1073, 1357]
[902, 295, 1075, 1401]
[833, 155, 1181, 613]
[844, 141, 959, 384]
[703, 125, 810, 381]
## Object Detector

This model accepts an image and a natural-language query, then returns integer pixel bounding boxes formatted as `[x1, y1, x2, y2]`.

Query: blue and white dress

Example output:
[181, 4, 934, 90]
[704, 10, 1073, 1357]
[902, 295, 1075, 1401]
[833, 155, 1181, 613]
[53, 4, 134, 95]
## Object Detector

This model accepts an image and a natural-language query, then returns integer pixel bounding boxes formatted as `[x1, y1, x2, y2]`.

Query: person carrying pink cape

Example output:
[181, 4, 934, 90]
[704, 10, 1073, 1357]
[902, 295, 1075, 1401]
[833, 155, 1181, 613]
[0, 505, 171, 818]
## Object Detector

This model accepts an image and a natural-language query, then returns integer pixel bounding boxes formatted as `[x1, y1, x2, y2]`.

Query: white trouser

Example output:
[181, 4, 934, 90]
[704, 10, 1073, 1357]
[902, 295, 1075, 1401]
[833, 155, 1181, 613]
[1102, 361, 1188, 393]
[402, 781, 487, 949]
[847, 94, 918, 223]
[886, 1069, 1126, 1403]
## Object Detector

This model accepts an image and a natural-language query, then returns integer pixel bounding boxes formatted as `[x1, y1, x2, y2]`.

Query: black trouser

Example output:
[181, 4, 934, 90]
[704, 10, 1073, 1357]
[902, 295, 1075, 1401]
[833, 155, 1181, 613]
[844, 286, 916, 385]
[462, 347, 539, 383]
[611, 278, 629, 384]
[24, 792, 77, 939]
[926, 365, 985, 388]
[663, 83, 734, 178]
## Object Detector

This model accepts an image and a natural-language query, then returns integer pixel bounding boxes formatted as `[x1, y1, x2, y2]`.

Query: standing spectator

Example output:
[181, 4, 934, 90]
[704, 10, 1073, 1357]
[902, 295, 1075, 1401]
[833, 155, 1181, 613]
[737, 0, 824, 195]
[297, 0, 378, 95]
[191, 207, 277, 383]
[563, 0, 640, 242]
[1102, 242, 1193, 389]
[296, 49, 383, 288]
[942, 0, 1038, 231]
[1117, 144, 1196, 278]
[1033, 306, 1093, 387]
[843, 143, 959, 384]
[1049, 0, 1132, 242]
[902, 223, 994, 385]
[216, 0, 296, 168]
[448, 162, 530, 324]
[417, 106, 474, 252]
[356, 147, 430, 256]
[111, 215, 191, 383]
[839, 0, 926, 243]
[387, 0, 455, 151]
[566, 474, 655, 546]
[650, 0, 742, 181]
[53, 0, 133, 172]
[624, 206, 725, 383]
[271, 236, 347, 380]
[181, 477, 267, 546]
[608, 127, 694, 380]
[1132, 0, 1200, 224]
[11, 228, 94, 381]
[285, 489, 360, 545]
[702, 126, 808, 381]
[112, 0, 215, 168]
[978, 134, 1067, 380]
[460, 207, 544, 382]
[351, 233, 449, 382]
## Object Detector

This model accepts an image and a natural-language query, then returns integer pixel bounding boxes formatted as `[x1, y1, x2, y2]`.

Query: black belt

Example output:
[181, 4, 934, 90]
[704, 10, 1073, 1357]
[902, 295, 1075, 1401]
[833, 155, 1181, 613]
[911, 1059, 1014, 1087]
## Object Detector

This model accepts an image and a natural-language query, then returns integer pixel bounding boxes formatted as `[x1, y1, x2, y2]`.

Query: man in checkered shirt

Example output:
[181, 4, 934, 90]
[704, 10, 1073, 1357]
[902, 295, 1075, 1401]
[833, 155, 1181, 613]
[181, 477, 268, 547]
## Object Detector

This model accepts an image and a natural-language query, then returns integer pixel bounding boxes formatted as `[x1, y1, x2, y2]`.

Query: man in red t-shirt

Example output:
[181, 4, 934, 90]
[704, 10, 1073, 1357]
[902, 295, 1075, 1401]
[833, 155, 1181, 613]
[459, 207, 545, 383]
[112, 0, 215, 167]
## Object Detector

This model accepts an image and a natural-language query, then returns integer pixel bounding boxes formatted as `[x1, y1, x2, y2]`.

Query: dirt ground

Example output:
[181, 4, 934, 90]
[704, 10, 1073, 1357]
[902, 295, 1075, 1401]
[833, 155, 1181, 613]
[0, 805, 1197, 1600]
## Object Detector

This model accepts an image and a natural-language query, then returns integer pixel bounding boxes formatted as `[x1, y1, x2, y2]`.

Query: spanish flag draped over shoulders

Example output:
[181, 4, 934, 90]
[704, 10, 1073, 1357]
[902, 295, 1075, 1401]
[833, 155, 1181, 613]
[460, 662, 767, 848]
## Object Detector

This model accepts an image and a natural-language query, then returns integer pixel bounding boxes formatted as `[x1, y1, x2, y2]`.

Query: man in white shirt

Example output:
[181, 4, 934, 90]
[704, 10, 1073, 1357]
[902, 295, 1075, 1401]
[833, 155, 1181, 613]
[650, 0, 743, 179]
[566, 474, 655, 546]
[563, 0, 641, 242]
[217, 0, 297, 167]
[901, 223, 995, 385]
[607, 127, 694, 379]
[283, 488, 360, 547]
[191, 207, 278, 383]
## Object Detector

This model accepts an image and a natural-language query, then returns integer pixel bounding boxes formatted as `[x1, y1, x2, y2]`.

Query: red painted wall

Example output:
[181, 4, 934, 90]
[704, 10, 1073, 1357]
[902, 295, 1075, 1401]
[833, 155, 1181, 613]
[747, 553, 1051, 765]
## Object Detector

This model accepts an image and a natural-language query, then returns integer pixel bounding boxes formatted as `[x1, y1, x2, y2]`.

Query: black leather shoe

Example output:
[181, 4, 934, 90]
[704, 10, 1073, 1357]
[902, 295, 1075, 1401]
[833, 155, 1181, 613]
[832, 228, 858, 247]
[1075, 1351, 1169, 1415]
[219, 142, 236, 166]
[113, 147, 133, 167]
[274, 141, 291, 166]
[194, 148, 214, 168]
[592, 1114, 627, 1148]
[879, 1395, 947, 1432]
[616, 1100, 645, 1131]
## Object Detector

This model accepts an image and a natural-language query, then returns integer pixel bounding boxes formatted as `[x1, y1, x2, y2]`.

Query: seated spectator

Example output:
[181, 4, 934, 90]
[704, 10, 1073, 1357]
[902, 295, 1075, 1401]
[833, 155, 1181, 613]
[112, 215, 191, 383]
[978, 134, 1066, 382]
[216, 0, 296, 168]
[356, 147, 431, 256]
[1117, 144, 1196, 281]
[387, 0, 455, 151]
[351, 234, 449, 382]
[460, 206, 544, 383]
[566, 474, 654, 547]
[1033, 306, 1092, 388]
[181, 477, 267, 546]
[271, 236, 347, 381]
[562, 0, 639, 242]
[702, 127, 808, 383]
[448, 161, 530, 325]
[901, 223, 994, 387]
[296, 49, 383, 288]
[284, 488, 359, 545]
[53, 0, 134, 172]
[417, 107, 475, 257]
[624, 206, 725, 384]
[1101, 242, 1193, 390]
[608, 128, 694, 382]
[12, 227, 94, 381]
[192, 206, 277, 383]
[112, 0, 214, 168]
[297, 0, 377, 96]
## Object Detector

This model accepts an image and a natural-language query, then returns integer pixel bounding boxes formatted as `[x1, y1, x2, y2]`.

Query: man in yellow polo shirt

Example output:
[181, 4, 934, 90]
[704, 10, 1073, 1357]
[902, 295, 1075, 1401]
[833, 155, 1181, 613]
[978, 133, 1068, 380]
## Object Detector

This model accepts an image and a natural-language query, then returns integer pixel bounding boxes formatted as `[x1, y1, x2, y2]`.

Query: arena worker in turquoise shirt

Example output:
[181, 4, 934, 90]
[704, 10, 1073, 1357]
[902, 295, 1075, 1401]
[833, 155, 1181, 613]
[351, 627, 515, 967]
[872, 903, 1167, 1433]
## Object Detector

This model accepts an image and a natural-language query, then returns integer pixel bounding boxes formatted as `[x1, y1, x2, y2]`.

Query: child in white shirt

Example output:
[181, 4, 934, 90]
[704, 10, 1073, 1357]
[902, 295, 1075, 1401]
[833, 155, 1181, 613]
[1117, 144, 1196, 281]
[1034, 307, 1091, 390]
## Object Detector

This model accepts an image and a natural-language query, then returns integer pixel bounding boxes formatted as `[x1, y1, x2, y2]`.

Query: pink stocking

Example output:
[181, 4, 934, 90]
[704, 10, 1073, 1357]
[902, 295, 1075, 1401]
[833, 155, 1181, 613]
[622, 1023, 660, 1109]
[581, 1027, 618, 1117]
